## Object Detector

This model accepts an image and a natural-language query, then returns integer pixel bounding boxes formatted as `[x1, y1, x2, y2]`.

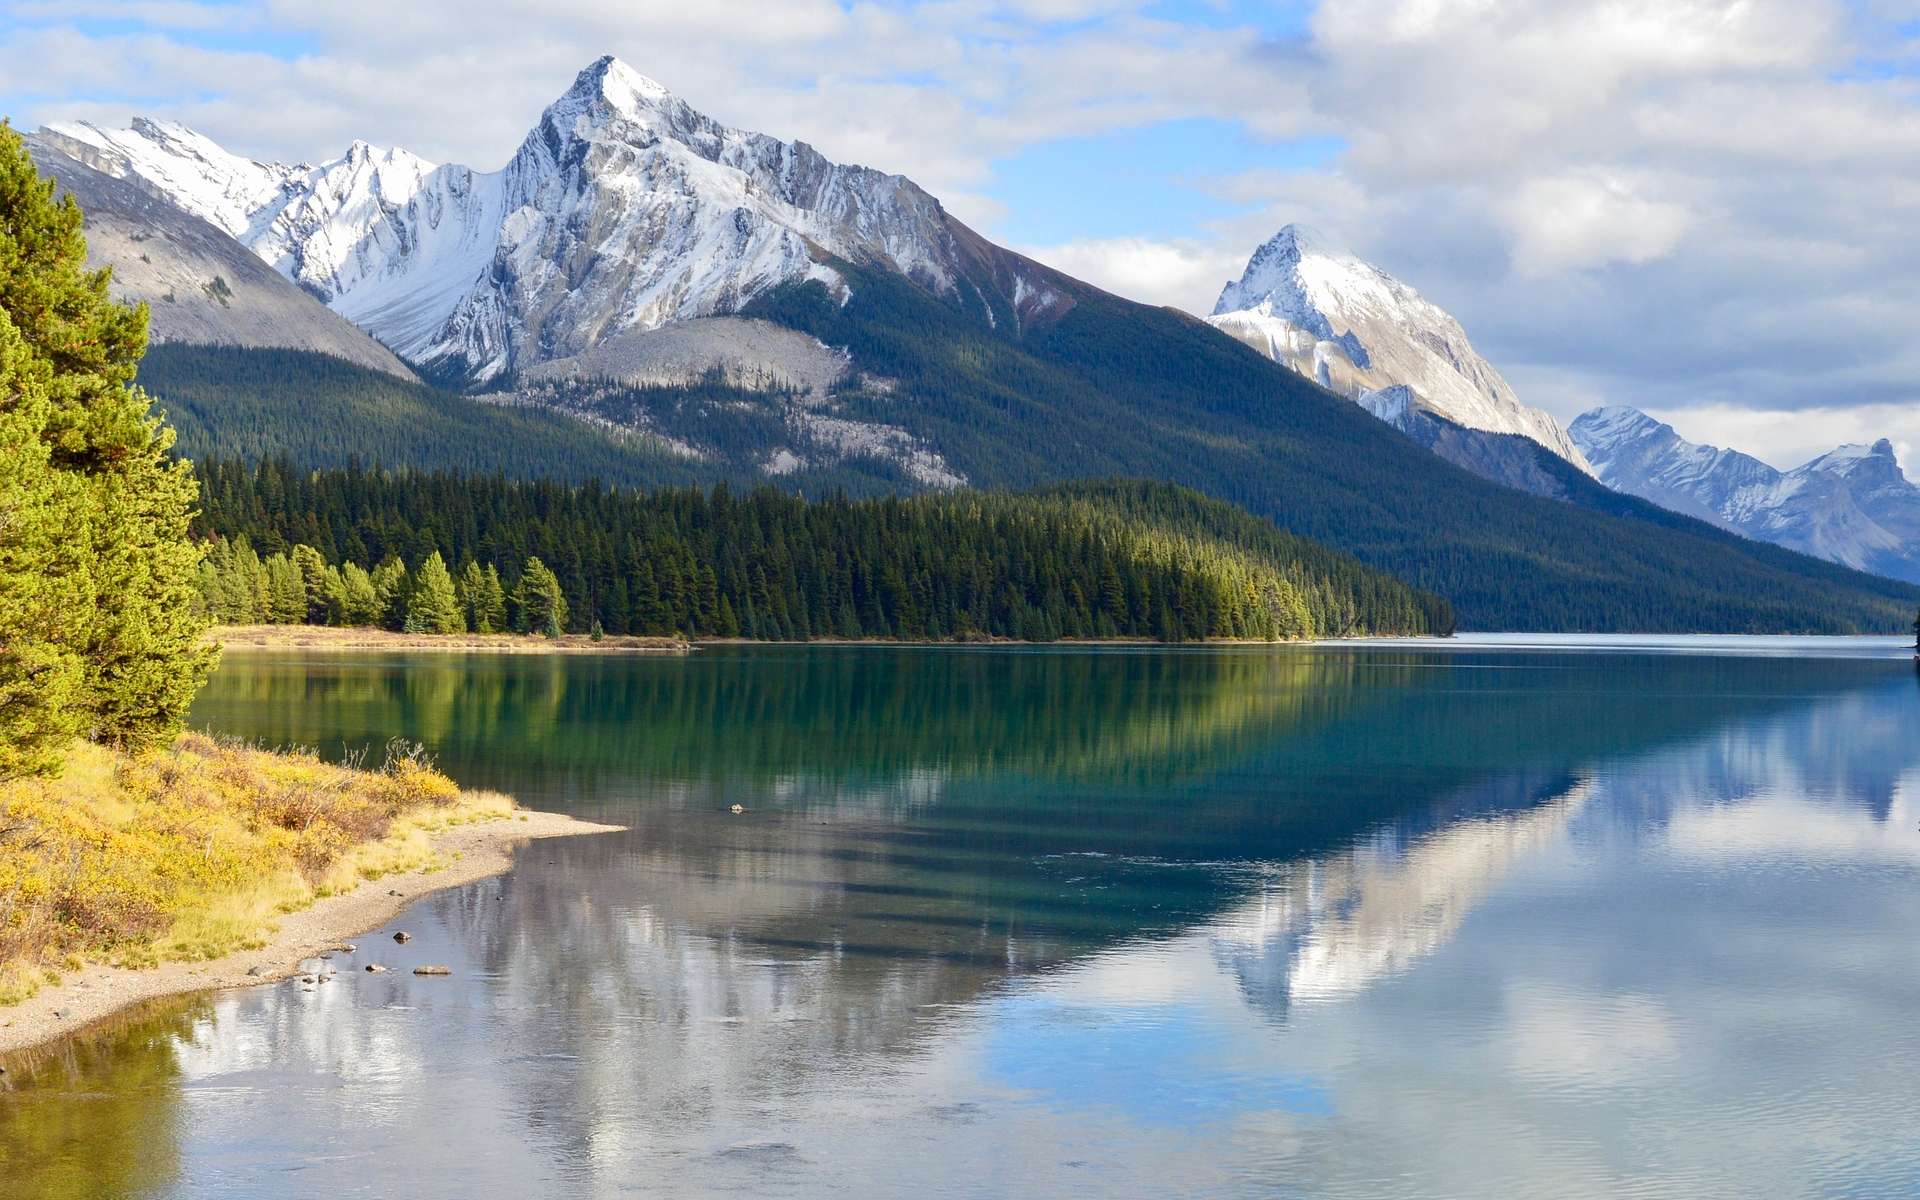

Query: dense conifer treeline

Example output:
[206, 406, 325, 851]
[193, 461, 1454, 641]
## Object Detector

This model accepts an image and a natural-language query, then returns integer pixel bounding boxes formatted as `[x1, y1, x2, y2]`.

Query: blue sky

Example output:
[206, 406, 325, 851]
[988, 121, 1343, 244]
[5, 0, 1920, 469]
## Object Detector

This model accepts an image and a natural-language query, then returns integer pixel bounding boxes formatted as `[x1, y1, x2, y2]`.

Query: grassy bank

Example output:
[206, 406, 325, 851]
[0, 734, 517, 1006]
[212, 624, 690, 653]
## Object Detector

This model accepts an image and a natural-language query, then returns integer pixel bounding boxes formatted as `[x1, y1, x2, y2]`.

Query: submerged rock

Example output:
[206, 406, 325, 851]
[412, 965, 452, 976]
[392, 932, 412, 944]
[364, 963, 388, 973]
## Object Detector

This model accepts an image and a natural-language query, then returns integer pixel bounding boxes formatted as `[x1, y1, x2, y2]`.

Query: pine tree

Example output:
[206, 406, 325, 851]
[515, 556, 568, 636]
[293, 544, 332, 623]
[265, 553, 304, 623]
[479, 564, 508, 634]
[457, 560, 489, 632]
[370, 558, 409, 630]
[0, 125, 213, 753]
[339, 562, 380, 626]
[0, 295, 85, 776]
[405, 551, 464, 634]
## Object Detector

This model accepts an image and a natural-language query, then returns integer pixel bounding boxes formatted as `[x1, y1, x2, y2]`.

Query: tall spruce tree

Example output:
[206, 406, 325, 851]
[515, 557, 569, 636]
[405, 551, 465, 634]
[478, 565, 508, 634]
[0, 124, 212, 762]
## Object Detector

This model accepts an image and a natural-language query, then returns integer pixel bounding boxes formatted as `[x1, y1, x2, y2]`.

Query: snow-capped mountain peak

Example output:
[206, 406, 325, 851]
[35, 55, 1019, 383]
[1803, 439, 1901, 480]
[581, 55, 675, 109]
[1213, 224, 1365, 333]
[1208, 226, 1592, 472]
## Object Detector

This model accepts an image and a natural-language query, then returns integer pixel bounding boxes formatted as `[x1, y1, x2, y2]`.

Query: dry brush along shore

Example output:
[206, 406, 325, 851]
[0, 734, 620, 1056]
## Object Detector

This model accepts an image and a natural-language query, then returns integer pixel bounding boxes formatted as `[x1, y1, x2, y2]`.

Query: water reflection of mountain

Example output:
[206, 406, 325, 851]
[418, 652, 1920, 1089]
[1203, 665, 1920, 1025]
[1210, 771, 1593, 1020]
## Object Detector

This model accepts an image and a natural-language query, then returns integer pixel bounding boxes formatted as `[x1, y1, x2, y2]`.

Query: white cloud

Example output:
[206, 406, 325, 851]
[1014, 235, 1247, 311]
[1499, 172, 1693, 277]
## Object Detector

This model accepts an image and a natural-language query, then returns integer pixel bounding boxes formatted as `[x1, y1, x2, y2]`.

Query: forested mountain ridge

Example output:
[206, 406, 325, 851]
[146, 317, 1920, 634]
[739, 263, 1920, 633]
[142, 345, 926, 495]
[193, 463, 1455, 641]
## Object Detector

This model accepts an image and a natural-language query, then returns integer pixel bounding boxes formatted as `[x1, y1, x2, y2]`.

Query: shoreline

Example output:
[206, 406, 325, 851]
[0, 808, 623, 1059]
[211, 624, 690, 654]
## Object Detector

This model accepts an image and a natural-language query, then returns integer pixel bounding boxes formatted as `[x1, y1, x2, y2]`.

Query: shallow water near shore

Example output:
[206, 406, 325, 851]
[7, 639, 1920, 1197]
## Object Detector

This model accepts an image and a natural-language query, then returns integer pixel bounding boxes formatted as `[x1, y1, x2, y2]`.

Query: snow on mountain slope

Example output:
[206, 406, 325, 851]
[35, 118, 306, 240]
[1570, 406, 1920, 582]
[25, 138, 417, 380]
[1209, 226, 1592, 473]
[41, 57, 1070, 383]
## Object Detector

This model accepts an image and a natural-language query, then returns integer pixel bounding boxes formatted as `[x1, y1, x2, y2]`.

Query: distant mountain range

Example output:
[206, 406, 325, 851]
[40, 56, 1064, 386]
[1571, 407, 1920, 583]
[24, 56, 1920, 633]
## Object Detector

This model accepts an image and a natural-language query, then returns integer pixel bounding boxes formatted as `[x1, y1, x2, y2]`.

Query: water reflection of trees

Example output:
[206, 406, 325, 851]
[0, 997, 203, 1199]
[192, 648, 1386, 799]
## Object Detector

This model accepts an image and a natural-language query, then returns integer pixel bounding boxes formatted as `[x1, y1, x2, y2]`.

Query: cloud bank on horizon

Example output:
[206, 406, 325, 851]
[4, 0, 1918, 472]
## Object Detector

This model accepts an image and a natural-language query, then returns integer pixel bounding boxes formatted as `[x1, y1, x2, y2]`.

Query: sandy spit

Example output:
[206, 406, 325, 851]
[0, 809, 623, 1058]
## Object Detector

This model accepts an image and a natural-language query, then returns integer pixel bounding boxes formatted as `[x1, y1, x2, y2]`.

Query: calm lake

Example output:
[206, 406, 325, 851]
[7, 639, 1920, 1198]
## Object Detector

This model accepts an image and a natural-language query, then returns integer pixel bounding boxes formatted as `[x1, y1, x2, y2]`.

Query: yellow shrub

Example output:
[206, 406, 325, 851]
[0, 733, 508, 1002]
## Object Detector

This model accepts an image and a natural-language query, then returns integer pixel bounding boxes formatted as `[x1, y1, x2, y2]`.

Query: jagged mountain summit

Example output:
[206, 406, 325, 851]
[1570, 406, 1920, 582]
[23, 137, 416, 380]
[1208, 226, 1591, 475]
[40, 56, 1066, 383]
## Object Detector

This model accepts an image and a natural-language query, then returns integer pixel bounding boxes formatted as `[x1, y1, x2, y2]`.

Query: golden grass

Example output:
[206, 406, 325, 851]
[0, 733, 515, 1004]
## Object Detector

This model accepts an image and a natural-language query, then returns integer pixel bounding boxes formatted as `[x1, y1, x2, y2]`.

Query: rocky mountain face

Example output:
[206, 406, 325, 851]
[24, 139, 417, 380]
[1570, 406, 1920, 582]
[1361, 387, 1584, 500]
[501, 316, 966, 488]
[1209, 226, 1592, 482]
[41, 56, 1070, 384]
